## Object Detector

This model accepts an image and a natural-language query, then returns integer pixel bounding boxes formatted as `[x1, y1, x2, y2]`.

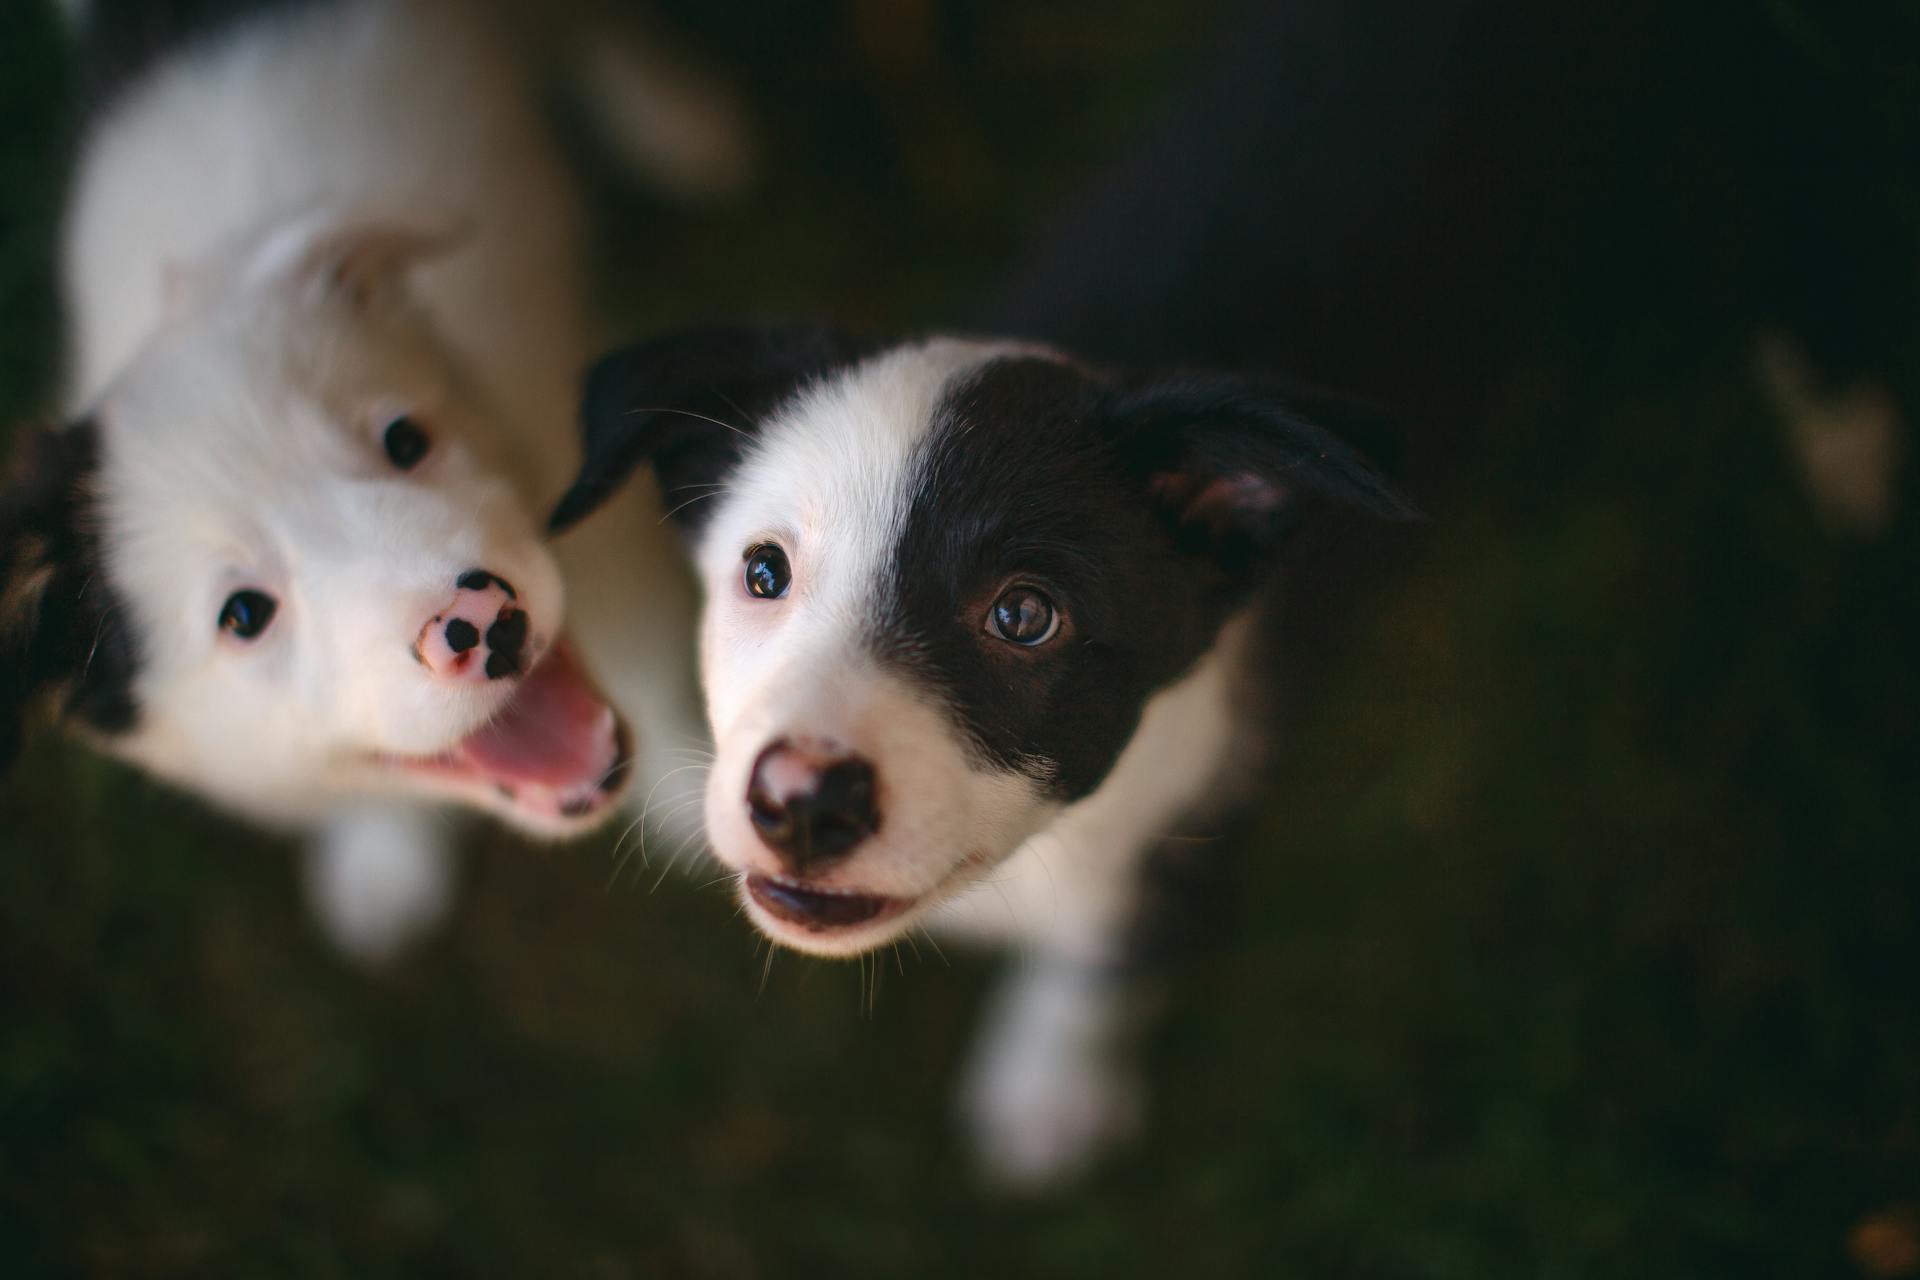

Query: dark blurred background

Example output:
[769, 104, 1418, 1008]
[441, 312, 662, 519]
[3, 0, 1918, 1274]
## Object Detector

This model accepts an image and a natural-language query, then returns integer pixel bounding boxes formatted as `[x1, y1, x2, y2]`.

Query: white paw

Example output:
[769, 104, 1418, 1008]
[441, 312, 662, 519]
[959, 962, 1143, 1189]
[962, 1046, 1143, 1190]
[304, 809, 455, 966]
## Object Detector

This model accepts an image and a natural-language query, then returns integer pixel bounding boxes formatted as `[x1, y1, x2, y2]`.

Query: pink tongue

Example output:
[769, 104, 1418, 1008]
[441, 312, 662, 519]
[457, 644, 616, 787]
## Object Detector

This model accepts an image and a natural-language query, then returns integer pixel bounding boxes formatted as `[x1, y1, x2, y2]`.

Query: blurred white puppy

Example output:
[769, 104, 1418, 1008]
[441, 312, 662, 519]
[0, 0, 732, 959]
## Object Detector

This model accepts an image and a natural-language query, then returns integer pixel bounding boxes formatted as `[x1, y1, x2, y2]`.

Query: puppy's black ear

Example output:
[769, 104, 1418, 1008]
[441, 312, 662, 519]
[550, 321, 866, 535]
[1105, 374, 1416, 581]
[0, 421, 139, 773]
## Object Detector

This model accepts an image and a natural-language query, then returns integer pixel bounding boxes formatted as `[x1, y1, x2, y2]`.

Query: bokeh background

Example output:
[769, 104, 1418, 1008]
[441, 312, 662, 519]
[3, 1, 1918, 1275]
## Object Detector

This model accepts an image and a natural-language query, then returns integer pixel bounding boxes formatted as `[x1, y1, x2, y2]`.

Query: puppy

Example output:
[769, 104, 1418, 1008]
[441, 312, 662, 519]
[0, 0, 719, 959]
[551, 323, 1411, 1184]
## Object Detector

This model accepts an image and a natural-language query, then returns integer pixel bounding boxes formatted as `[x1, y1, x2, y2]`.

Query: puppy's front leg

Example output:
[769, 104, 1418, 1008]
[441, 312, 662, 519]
[304, 802, 456, 966]
[959, 944, 1147, 1190]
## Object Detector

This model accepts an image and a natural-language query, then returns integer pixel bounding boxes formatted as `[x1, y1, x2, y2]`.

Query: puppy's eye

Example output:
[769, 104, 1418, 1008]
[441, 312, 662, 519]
[743, 544, 791, 599]
[218, 589, 278, 640]
[987, 587, 1059, 647]
[382, 416, 430, 470]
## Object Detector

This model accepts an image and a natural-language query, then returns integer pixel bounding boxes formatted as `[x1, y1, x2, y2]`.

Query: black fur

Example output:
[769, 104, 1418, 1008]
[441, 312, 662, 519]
[0, 420, 141, 772]
[876, 357, 1411, 799]
[550, 321, 867, 537]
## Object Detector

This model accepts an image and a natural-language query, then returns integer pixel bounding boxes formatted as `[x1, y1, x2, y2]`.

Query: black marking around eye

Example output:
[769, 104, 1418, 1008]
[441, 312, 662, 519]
[878, 358, 1227, 801]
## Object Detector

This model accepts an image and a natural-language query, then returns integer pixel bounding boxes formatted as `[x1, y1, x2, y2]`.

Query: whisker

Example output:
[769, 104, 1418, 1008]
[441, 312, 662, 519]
[712, 390, 754, 430]
[638, 762, 711, 831]
[608, 792, 708, 889]
[918, 927, 950, 969]
[626, 405, 753, 439]
[759, 940, 778, 997]
[651, 822, 710, 892]
[660, 488, 727, 525]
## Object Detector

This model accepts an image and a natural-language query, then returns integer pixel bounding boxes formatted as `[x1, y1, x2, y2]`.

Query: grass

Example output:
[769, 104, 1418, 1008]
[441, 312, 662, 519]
[2, 2, 1917, 1276]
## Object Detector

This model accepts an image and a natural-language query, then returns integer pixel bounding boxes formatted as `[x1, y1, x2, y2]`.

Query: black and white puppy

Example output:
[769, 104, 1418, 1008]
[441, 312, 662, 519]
[553, 323, 1411, 1184]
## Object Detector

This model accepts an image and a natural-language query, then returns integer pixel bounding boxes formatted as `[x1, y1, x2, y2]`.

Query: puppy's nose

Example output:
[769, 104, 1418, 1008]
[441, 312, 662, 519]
[416, 569, 526, 681]
[746, 739, 878, 872]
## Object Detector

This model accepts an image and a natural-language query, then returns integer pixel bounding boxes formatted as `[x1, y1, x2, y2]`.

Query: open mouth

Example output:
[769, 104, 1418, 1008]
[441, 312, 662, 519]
[744, 873, 911, 934]
[387, 640, 631, 825]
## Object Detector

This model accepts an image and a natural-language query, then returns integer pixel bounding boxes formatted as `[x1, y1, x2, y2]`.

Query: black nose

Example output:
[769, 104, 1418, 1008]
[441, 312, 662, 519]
[746, 740, 878, 873]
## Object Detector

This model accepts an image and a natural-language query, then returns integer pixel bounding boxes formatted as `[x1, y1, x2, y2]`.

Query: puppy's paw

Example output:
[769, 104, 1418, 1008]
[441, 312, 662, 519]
[962, 1045, 1144, 1190]
[959, 962, 1144, 1189]
[304, 807, 455, 966]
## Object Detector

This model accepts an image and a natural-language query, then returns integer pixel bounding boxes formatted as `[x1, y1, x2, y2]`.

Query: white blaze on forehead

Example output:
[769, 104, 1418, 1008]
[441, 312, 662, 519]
[694, 337, 1023, 741]
[694, 342, 978, 763]
[699, 339, 1008, 584]
[695, 337, 1065, 619]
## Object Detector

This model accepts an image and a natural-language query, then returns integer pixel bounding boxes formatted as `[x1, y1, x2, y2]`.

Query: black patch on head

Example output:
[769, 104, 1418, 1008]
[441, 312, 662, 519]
[0, 420, 142, 772]
[878, 357, 1409, 801]
[550, 321, 868, 536]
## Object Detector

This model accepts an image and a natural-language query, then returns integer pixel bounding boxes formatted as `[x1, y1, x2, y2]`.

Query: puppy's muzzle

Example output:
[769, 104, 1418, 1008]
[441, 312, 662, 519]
[745, 738, 878, 874]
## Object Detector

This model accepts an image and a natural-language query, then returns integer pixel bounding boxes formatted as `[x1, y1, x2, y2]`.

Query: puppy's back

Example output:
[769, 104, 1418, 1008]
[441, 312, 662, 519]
[62, 0, 587, 426]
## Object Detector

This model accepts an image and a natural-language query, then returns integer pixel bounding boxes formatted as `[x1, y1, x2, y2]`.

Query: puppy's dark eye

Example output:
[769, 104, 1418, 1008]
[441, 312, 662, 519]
[743, 544, 791, 599]
[219, 589, 278, 640]
[987, 587, 1059, 647]
[382, 416, 430, 470]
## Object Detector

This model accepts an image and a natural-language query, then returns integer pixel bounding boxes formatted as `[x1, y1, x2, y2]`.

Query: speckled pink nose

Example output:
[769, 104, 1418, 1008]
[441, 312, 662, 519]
[415, 569, 527, 682]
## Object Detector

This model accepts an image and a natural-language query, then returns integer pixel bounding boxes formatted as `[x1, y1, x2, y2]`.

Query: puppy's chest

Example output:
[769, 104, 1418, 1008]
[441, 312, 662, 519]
[922, 611, 1264, 962]
[929, 827, 1143, 962]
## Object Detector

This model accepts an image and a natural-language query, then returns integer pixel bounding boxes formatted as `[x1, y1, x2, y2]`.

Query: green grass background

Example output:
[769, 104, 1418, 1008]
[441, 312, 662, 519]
[2, 2, 1918, 1275]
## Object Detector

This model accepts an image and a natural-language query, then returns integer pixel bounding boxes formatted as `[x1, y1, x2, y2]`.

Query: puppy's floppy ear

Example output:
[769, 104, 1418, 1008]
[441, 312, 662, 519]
[1105, 374, 1416, 581]
[296, 220, 465, 308]
[550, 320, 864, 535]
[225, 213, 466, 310]
[0, 421, 139, 773]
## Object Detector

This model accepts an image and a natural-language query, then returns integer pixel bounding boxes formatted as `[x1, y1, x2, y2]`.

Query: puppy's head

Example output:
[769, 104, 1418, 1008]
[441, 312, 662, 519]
[0, 215, 630, 832]
[555, 324, 1410, 954]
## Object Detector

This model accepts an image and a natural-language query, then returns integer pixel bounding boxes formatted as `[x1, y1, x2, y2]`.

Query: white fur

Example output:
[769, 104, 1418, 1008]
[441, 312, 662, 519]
[305, 800, 455, 964]
[958, 956, 1143, 1188]
[61, 0, 708, 957]
[685, 340, 1253, 1183]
